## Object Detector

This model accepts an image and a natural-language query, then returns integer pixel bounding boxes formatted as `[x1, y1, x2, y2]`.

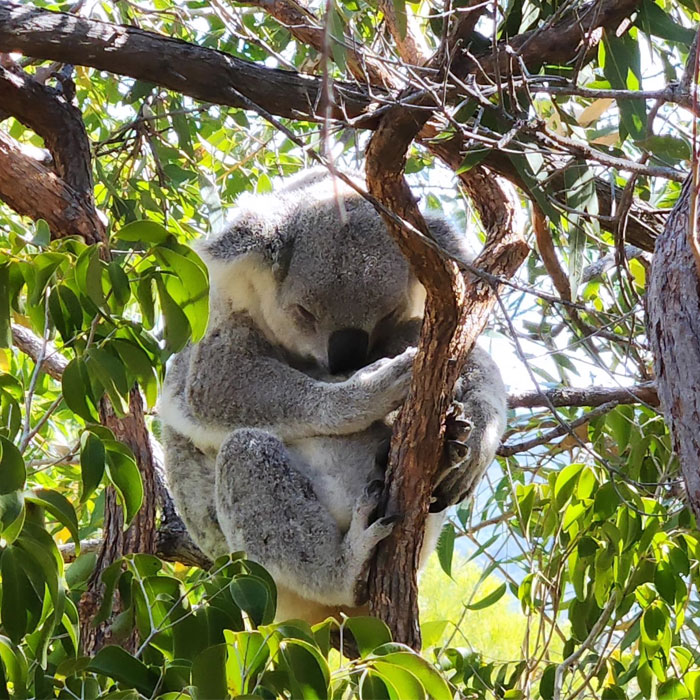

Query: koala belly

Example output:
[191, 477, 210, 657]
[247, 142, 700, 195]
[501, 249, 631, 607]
[286, 421, 390, 532]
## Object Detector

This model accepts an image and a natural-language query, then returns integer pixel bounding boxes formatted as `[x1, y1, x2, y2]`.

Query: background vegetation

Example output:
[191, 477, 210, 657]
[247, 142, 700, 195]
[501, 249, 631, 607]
[1, 0, 699, 697]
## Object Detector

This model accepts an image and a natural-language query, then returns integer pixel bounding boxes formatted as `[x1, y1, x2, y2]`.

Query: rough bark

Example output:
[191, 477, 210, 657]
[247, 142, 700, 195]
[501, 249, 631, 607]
[82, 391, 158, 653]
[0, 65, 95, 206]
[647, 177, 700, 522]
[0, 62, 158, 655]
[0, 131, 103, 241]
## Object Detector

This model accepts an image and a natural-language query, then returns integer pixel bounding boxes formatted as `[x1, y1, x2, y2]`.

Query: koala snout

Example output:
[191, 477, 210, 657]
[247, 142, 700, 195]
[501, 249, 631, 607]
[328, 328, 369, 374]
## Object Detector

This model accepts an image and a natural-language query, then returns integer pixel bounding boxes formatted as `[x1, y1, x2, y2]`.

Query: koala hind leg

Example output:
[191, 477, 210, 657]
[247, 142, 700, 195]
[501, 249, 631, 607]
[215, 428, 395, 608]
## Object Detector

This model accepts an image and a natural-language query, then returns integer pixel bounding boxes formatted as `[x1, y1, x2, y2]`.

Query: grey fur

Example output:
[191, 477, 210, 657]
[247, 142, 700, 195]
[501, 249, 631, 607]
[160, 169, 506, 622]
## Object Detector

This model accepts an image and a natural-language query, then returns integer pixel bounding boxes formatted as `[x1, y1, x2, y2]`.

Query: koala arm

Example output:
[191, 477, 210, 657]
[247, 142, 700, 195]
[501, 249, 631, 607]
[160, 318, 414, 450]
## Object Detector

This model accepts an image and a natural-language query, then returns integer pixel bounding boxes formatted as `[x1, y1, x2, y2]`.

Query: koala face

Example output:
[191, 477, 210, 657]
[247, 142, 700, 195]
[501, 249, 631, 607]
[275, 196, 420, 373]
[200, 172, 426, 374]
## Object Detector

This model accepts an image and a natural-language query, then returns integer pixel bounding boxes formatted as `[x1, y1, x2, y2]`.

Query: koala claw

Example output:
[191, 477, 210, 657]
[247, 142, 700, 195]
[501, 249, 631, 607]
[378, 513, 401, 527]
[448, 439, 471, 461]
[366, 478, 385, 497]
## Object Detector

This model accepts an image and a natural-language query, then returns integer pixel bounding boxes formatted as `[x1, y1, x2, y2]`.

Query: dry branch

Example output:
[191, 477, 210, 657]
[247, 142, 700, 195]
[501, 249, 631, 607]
[500, 401, 619, 457]
[508, 382, 659, 409]
[10, 324, 68, 380]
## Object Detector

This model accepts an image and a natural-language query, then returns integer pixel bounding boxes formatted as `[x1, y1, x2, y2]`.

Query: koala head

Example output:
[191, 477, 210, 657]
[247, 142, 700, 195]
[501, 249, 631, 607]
[198, 170, 430, 374]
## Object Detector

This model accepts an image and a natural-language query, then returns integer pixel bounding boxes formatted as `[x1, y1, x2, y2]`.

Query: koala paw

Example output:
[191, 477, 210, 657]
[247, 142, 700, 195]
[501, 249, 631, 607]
[357, 347, 416, 414]
[430, 401, 478, 513]
[346, 484, 400, 604]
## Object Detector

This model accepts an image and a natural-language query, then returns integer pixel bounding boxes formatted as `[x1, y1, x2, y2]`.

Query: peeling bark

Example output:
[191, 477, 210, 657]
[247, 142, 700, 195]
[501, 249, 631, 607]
[647, 178, 700, 521]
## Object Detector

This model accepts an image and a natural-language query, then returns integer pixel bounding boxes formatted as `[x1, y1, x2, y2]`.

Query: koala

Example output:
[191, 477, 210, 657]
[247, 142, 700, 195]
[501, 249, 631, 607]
[159, 169, 506, 623]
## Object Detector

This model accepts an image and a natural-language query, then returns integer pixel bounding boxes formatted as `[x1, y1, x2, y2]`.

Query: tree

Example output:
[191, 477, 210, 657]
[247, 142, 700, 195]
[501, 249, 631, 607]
[0, 0, 699, 697]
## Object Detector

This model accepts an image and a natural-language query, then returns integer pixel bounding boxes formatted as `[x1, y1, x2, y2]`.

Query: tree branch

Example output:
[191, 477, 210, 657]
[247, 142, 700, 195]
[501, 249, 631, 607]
[0, 1, 378, 124]
[10, 324, 68, 380]
[508, 382, 659, 409]
[0, 63, 95, 202]
[0, 131, 103, 241]
[244, 0, 394, 86]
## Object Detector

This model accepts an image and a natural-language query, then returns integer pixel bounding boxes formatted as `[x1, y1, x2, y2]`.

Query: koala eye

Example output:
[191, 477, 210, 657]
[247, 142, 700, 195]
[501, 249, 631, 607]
[294, 304, 317, 327]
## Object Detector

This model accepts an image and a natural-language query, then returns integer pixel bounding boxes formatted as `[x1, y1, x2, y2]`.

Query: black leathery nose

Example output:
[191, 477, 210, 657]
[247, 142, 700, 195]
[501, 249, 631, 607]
[328, 328, 369, 374]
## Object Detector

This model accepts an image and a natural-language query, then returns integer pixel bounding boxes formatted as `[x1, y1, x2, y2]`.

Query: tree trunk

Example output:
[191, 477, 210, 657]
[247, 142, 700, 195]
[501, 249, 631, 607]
[647, 177, 700, 522]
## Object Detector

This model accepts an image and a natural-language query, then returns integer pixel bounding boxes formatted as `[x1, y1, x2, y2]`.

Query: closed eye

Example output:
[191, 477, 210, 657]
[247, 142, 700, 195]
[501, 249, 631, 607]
[294, 304, 317, 326]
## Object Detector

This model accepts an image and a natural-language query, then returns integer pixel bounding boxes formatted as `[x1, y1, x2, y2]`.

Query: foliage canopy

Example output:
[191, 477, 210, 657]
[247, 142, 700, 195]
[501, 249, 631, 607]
[1, 0, 699, 697]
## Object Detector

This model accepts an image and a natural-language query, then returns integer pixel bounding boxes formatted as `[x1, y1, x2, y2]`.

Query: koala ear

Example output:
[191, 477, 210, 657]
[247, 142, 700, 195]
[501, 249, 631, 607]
[196, 206, 291, 272]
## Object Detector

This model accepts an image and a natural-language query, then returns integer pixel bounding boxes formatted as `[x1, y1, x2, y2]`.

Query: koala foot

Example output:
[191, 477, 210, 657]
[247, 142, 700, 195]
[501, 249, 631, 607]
[346, 483, 400, 604]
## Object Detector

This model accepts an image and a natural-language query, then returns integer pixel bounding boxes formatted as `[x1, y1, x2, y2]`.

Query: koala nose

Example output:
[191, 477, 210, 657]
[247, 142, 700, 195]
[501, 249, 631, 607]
[328, 328, 369, 375]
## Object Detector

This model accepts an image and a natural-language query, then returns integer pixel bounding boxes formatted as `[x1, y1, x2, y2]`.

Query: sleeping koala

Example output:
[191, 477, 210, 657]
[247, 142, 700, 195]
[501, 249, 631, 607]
[159, 169, 506, 622]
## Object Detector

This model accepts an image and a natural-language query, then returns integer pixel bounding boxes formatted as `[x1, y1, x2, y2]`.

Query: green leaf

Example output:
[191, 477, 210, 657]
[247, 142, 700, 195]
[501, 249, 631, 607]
[637, 0, 695, 44]
[229, 575, 274, 627]
[360, 671, 391, 700]
[372, 661, 425, 700]
[25, 489, 80, 550]
[225, 630, 269, 695]
[88, 646, 159, 696]
[279, 639, 330, 700]
[467, 582, 507, 611]
[32, 219, 51, 247]
[192, 643, 228, 700]
[0, 635, 27, 699]
[0, 438, 25, 494]
[539, 664, 556, 700]
[637, 134, 691, 162]
[656, 679, 690, 699]
[654, 561, 676, 606]
[601, 31, 646, 140]
[62, 358, 99, 422]
[88, 345, 129, 398]
[136, 275, 156, 328]
[107, 262, 132, 312]
[105, 445, 143, 529]
[65, 552, 97, 590]
[554, 463, 583, 508]
[0, 264, 10, 348]
[80, 432, 106, 504]
[0, 492, 25, 544]
[345, 617, 392, 657]
[1, 549, 28, 644]
[49, 285, 83, 345]
[154, 247, 209, 343]
[435, 523, 455, 577]
[370, 651, 451, 700]
[112, 339, 158, 408]
[75, 246, 105, 308]
[114, 220, 171, 246]
[156, 278, 191, 355]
